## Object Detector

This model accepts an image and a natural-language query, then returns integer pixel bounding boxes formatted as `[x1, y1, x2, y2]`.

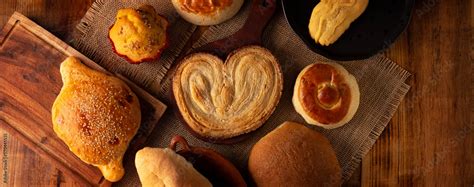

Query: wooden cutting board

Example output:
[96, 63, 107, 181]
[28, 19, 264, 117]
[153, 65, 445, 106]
[0, 12, 167, 186]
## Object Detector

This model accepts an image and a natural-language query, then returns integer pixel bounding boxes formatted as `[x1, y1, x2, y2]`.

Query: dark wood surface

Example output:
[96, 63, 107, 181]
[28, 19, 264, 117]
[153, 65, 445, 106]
[0, 0, 472, 186]
[0, 5, 166, 187]
[0, 2, 93, 186]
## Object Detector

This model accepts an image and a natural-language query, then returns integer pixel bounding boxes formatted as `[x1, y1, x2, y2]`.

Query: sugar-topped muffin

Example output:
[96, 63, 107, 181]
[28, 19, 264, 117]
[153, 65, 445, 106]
[109, 5, 169, 64]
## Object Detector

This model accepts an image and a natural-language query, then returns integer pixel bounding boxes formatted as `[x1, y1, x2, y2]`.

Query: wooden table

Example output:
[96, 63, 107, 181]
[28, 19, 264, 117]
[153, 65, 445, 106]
[0, 0, 472, 186]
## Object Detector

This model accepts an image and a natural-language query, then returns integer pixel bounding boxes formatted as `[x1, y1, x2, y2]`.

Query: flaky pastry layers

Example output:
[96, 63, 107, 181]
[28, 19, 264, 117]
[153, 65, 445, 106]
[293, 62, 359, 129]
[52, 57, 141, 182]
[173, 46, 283, 140]
[308, 0, 369, 45]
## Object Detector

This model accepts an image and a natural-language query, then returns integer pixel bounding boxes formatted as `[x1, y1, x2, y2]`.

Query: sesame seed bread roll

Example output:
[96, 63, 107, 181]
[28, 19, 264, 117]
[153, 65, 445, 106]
[51, 57, 141, 182]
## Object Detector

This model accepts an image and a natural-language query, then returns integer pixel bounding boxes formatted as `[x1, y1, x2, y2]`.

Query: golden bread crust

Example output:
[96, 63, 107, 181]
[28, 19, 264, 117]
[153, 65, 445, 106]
[109, 5, 169, 63]
[52, 57, 141, 182]
[308, 0, 369, 45]
[293, 62, 359, 129]
[248, 121, 341, 186]
[172, 0, 244, 25]
[173, 46, 283, 140]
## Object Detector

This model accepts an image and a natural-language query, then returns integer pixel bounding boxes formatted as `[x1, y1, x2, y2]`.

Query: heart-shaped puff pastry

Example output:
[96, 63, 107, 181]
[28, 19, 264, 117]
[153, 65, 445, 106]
[172, 46, 283, 140]
[52, 57, 141, 182]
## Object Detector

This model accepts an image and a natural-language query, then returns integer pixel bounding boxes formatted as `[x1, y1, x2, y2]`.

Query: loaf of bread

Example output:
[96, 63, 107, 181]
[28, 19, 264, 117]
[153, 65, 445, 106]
[248, 121, 341, 186]
[135, 147, 212, 187]
[52, 57, 141, 182]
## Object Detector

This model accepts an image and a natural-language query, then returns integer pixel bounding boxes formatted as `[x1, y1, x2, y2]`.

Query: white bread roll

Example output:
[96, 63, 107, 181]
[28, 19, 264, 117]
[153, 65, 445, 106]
[135, 147, 212, 187]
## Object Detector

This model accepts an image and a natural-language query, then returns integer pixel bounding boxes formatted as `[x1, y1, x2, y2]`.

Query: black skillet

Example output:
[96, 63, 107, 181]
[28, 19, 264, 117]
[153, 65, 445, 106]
[281, 0, 415, 61]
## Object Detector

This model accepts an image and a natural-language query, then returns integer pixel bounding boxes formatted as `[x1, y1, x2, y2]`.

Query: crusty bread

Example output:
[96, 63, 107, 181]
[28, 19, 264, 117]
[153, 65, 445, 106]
[293, 62, 360, 129]
[135, 147, 212, 187]
[52, 57, 141, 182]
[248, 121, 341, 186]
[171, 0, 244, 25]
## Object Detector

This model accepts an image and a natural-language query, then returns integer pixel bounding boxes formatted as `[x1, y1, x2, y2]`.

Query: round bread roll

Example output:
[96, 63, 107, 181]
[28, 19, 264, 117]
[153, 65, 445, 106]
[135, 147, 212, 187]
[108, 5, 169, 64]
[248, 121, 341, 186]
[171, 0, 244, 25]
[293, 62, 360, 129]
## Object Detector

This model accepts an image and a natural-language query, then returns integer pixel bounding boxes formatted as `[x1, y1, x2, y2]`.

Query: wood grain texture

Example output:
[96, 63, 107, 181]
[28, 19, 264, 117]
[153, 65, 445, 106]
[0, 12, 166, 186]
[0, 2, 94, 186]
[362, 0, 473, 186]
[0, 0, 472, 186]
[0, 0, 93, 42]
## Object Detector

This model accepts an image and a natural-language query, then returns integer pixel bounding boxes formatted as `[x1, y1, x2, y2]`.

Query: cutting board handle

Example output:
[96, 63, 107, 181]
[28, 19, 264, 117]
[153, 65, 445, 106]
[237, 0, 277, 44]
[195, 0, 277, 58]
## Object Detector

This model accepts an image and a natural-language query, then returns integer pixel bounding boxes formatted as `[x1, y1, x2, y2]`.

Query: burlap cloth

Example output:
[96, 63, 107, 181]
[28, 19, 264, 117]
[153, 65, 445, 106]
[72, 0, 411, 185]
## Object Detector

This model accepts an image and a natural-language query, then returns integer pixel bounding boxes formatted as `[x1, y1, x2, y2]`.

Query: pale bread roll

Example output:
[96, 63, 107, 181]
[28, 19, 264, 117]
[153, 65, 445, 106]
[293, 62, 360, 129]
[135, 147, 212, 187]
[171, 0, 244, 25]
[248, 121, 341, 186]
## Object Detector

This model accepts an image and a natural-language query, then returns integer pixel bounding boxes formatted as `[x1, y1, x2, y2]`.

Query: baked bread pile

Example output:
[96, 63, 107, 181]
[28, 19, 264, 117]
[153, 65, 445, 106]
[49, 1, 369, 185]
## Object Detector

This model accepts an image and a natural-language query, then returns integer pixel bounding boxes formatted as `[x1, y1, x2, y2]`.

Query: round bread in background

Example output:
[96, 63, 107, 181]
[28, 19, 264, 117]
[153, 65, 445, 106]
[172, 0, 244, 25]
[248, 121, 341, 187]
[293, 62, 360, 129]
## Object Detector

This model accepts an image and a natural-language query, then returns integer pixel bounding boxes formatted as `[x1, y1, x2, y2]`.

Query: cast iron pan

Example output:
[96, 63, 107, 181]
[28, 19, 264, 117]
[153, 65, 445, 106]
[172, 0, 277, 144]
[281, 0, 415, 61]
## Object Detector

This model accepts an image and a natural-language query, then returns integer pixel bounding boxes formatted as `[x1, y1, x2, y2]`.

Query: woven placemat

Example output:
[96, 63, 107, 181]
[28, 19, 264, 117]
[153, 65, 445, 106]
[72, 0, 195, 93]
[73, 0, 411, 185]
